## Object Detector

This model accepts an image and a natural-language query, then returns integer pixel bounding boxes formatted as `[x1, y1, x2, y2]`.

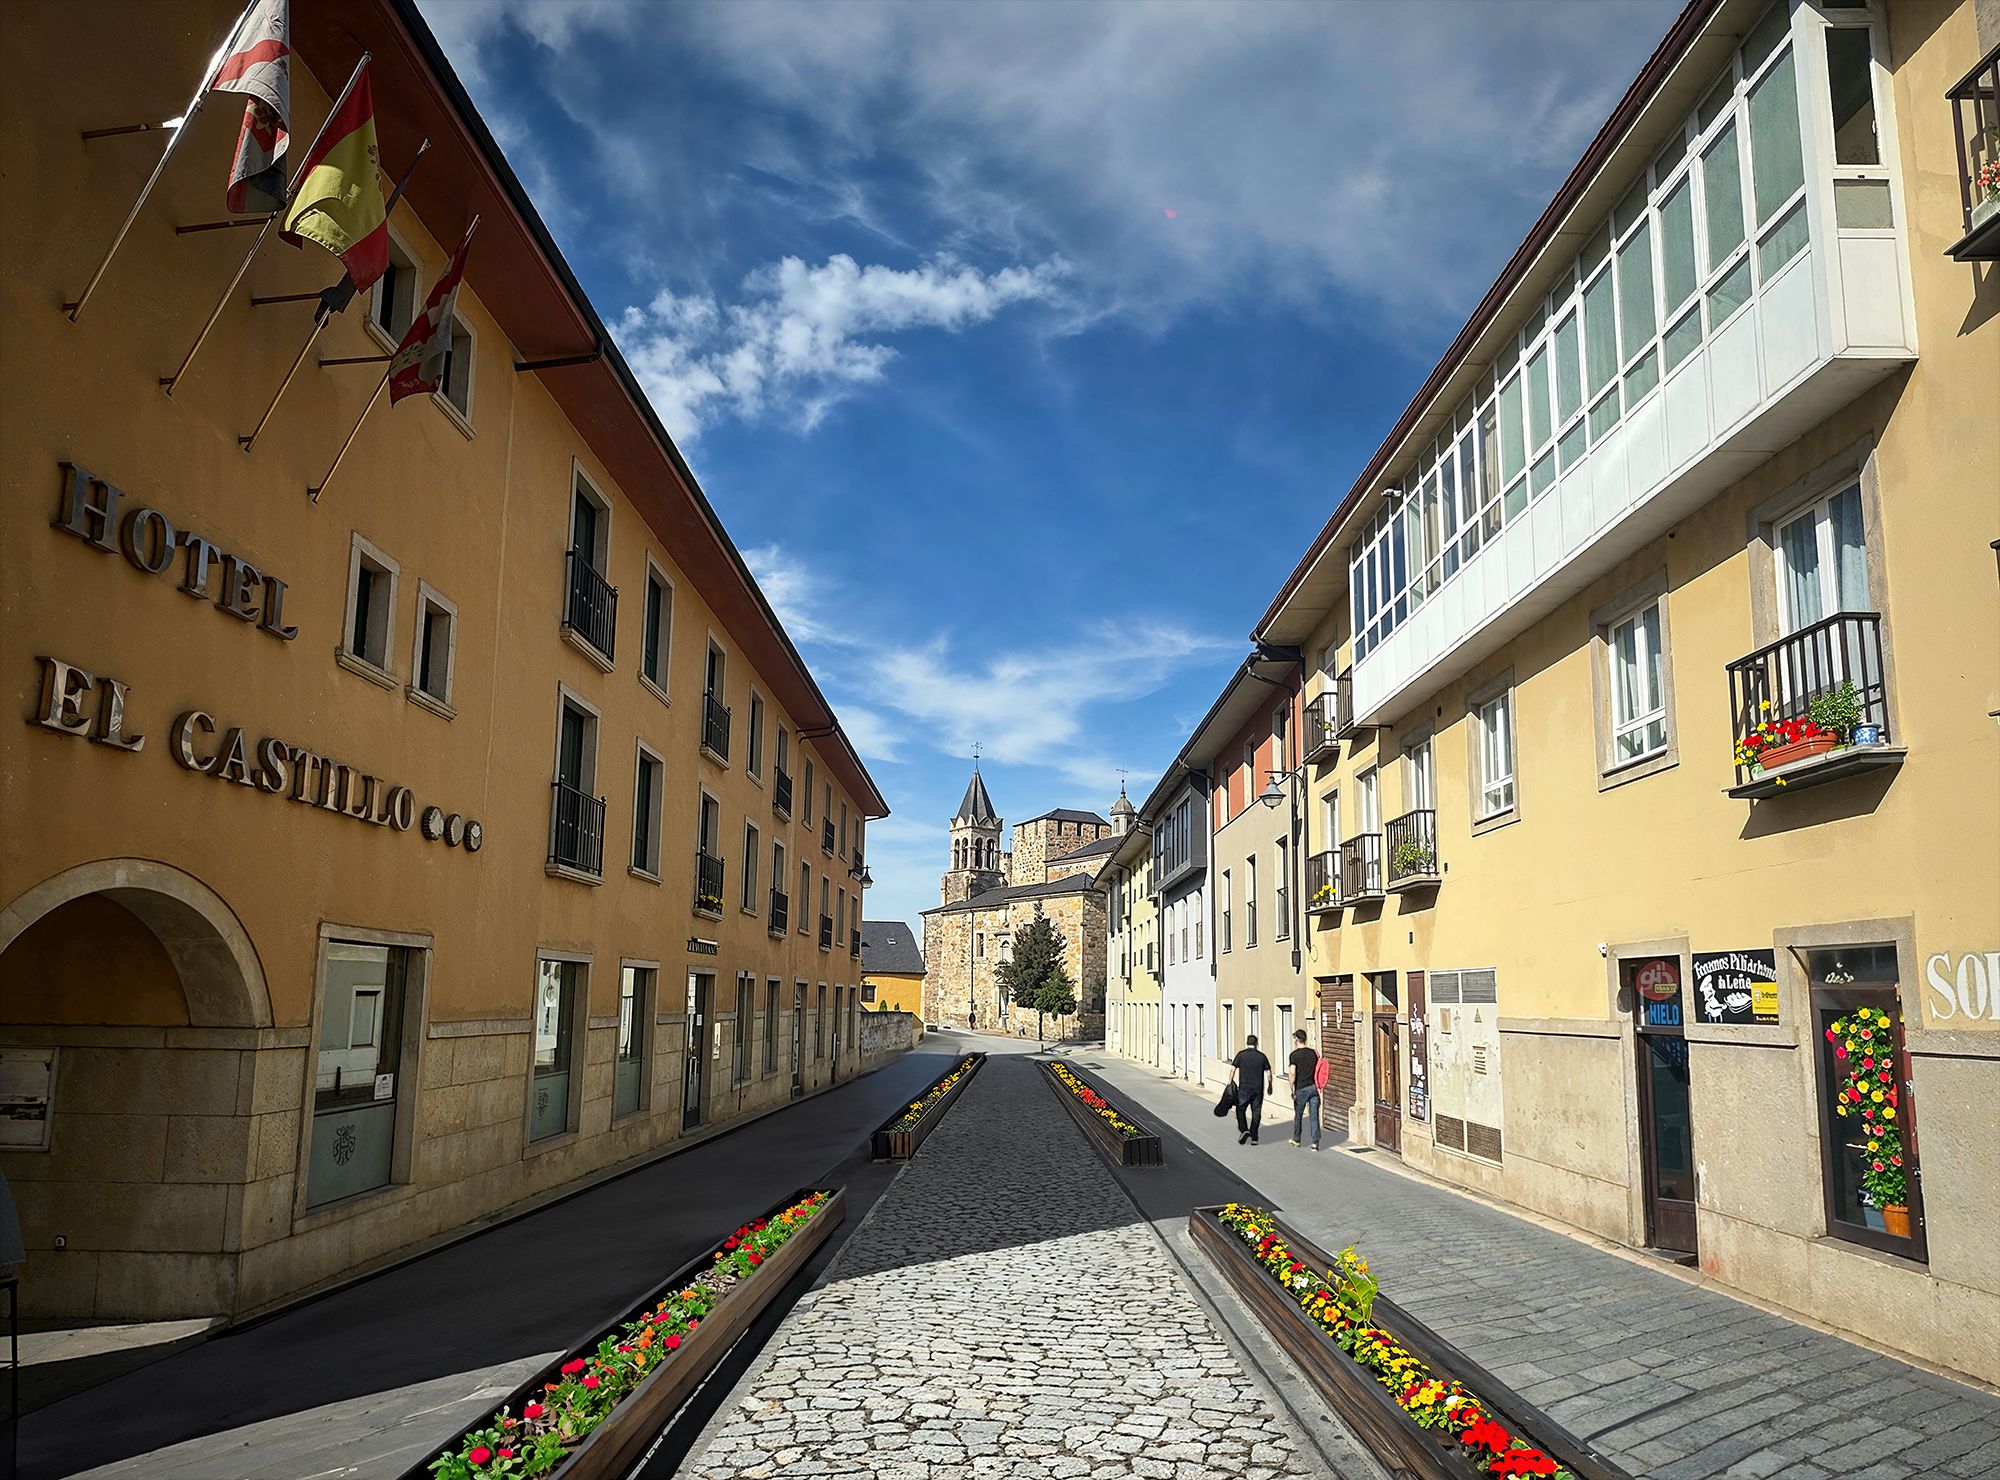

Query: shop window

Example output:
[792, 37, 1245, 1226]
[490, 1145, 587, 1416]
[342, 533, 399, 674]
[614, 965, 653, 1119]
[631, 745, 663, 879]
[1810, 946, 1925, 1261]
[410, 583, 457, 710]
[531, 957, 584, 1141]
[369, 234, 419, 341]
[641, 562, 672, 696]
[307, 938, 420, 1208]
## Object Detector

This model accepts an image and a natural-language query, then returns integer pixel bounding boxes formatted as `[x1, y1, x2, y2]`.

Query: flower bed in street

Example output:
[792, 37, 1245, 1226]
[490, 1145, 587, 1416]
[1197, 1204, 1626, 1480]
[870, 1053, 984, 1160]
[415, 1188, 842, 1480]
[1043, 1060, 1164, 1167]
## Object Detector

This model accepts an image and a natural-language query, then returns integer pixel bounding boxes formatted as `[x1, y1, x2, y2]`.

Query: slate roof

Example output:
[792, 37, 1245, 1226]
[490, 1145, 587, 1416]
[861, 920, 925, 975]
[922, 873, 1104, 917]
[954, 767, 1000, 825]
[1020, 807, 1110, 828]
[1056, 834, 1121, 862]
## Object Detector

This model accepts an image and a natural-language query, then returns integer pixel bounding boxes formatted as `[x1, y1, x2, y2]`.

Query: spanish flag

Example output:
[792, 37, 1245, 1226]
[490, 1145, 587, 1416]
[281, 60, 388, 291]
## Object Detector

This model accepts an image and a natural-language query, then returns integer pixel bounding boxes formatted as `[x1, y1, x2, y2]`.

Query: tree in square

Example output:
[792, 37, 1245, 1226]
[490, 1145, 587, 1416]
[996, 914, 1077, 1047]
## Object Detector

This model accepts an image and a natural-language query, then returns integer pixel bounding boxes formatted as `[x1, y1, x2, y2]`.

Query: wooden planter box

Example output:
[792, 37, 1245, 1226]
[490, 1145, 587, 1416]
[400, 1186, 845, 1480]
[1042, 1060, 1165, 1167]
[1190, 1206, 1627, 1480]
[870, 1053, 985, 1161]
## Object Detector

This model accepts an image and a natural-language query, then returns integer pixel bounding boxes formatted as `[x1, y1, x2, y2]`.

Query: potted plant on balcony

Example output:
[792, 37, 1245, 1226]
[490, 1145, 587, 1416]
[1807, 680, 1873, 747]
[1735, 701, 1838, 776]
[1391, 838, 1436, 880]
[1827, 1005, 1910, 1239]
[1311, 882, 1336, 909]
[1974, 157, 2000, 230]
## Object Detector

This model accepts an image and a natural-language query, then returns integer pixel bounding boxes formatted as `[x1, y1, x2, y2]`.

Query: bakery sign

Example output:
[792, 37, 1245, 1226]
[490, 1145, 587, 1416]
[1691, 950, 1780, 1026]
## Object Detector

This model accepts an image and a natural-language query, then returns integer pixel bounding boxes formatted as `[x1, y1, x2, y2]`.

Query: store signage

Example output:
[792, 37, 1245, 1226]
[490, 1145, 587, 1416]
[1633, 957, 1684, 1029]
[1925, 951, 2000, 1024]
[54, 463, 298, 641]
[1691, 950, 1780, 1025]
[687, 938, 718, 956]
[32, 655, 483, 854]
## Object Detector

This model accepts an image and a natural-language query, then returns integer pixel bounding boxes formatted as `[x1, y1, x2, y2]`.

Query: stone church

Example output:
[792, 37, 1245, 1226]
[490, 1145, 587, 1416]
[920, 766, 1136, 1038]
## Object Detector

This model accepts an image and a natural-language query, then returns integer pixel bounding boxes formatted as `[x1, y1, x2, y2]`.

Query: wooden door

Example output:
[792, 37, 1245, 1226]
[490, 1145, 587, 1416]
[683, 972, 710, 1127]
[1372, 1010, 1401, 1154]
[1318, 979, 1354, 1139]
[1637, 1030, 1697, 1253]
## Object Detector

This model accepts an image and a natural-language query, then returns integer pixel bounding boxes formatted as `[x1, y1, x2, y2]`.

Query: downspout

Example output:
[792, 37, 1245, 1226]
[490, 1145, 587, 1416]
[1247, 646, 1305, 974]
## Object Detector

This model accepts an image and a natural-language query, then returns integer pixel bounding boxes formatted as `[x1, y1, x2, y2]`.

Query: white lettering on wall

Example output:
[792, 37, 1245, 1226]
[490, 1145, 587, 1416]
[1924, 952, 2000, 1022]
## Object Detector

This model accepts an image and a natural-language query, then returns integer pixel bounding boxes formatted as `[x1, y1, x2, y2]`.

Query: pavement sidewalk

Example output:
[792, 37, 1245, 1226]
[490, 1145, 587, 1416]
[1073, 1050, 2000, 1480]
[22, 1046, 958, 1480]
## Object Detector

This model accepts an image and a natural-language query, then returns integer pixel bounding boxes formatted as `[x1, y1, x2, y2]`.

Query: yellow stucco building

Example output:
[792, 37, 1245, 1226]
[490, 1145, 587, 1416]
[0, 0, 890, 1323]
[861, 920, 926, 1015]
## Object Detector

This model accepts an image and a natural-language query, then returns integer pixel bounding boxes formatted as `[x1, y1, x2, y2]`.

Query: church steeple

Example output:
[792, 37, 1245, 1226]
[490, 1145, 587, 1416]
[942, 759, 1004, 905]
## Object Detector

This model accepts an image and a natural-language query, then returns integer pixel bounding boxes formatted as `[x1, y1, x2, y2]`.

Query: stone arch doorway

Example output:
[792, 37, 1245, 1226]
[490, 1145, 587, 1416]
[0, 860, 276, 1320]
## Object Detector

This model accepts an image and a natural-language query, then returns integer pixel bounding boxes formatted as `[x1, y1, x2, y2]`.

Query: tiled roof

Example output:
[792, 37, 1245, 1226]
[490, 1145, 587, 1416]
[861, 920, 925, 975]
[1056, 834, 1121, 862]
[1020, 807, 1109, 828]
[921, 873, 1103, 917]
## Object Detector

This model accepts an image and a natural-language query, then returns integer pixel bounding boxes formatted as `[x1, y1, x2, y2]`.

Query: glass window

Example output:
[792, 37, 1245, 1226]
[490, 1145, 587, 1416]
[1554, 313, 1582, 423]
[615, 966, 650, 1117]
[1759, 203, 1809, 277]
[1659, 178, 1697, 312]
[1707, 255, 1754, 327]
[1815, 983, 1923, 1259]
[1834, 179, 1894, 230]
[1749, 49, 1805, 226]
[531, 959, 578, 1141]
[748, 693, 764, 776]
[308, 941, 412, 1207]
[1741, 2, 1790, 74]
[1610, 602, 1669, 764]
[1702, 124, 1747, 271]
[1525, 345, 1551, 451]
[1776, 483, 1869, 635]
[1825, 28, 1879, 166]
[1583, 268, 1618, 395]
[1275, 840, 1290, 941]
[1498, 375, 1524, 485]
[1664, 307, 1703, 373]
[641, 570, 669, 689]
[1477, 693, 1516, 819]
[765, 980, 779, 1072]
[632, 750, 662, 876]
[1624, 348, 1660, 407]
[1245, 856, 1258, 948]
[1616, 222, 1657, 360]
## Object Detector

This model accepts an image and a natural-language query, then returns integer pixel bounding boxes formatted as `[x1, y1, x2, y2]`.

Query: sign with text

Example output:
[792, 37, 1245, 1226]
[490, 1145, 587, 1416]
[1923, 951, 2000, 1029]
[1692, 950, 1780, 1026]
[1632, 957, 1684, 1030]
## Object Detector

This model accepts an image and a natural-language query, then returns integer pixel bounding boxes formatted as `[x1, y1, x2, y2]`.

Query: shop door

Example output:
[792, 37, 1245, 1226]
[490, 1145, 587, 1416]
[1373, 1012, 1401, 1153]
[1318, 977, 1354, 1140]
[1630, 957, 1696, 1256]
[684, 971, 711, 1127]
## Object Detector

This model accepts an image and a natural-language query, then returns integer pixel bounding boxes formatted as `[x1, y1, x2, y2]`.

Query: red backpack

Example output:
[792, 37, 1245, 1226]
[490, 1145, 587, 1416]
[1314, 1053, 1330, 1091]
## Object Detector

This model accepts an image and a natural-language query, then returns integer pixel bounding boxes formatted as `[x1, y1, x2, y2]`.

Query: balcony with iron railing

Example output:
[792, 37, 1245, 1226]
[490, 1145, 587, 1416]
[769, 889, 789, 937]
[547, 779, 605, 877]
[562, 548, 617, 664]
[1946, 43, 2000, 261]
[1305, 850, 1339, 914]
[819, 914, 834, 951]
[1725, 611, 1901, 799]
[1339, 833, 1383, 903]
[1332, 670, 1357, 739]
[694, 850, 725, 916]
[1385, 809, 1441, 891]
[1304, 693, 1338, 763]
[700, 691, 731, 763]
[773, 768, 793, 818]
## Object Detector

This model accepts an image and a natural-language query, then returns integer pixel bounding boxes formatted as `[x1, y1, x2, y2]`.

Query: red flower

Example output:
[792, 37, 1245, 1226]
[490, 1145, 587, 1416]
[498, 1450, 515, 1461]
[1491, 1449, 1558, 1477]
[561, 1360, 587, 1377]
[468, 1448, 492, 1466]
[583, 1375, 600, 1390]
[523, 1403, 544, 1421]
[1460, 1418, 1512, 1454]
[665, 1334, 682, 1350]
[748, 1252, 764, 1266]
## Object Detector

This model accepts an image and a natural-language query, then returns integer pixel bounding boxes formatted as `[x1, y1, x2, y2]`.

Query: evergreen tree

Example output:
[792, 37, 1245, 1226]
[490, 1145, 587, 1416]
[995, 915, 1077, 1046]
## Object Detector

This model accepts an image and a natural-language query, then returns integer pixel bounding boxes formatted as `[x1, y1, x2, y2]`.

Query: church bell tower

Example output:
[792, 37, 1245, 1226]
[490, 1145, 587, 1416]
[942, 761, 1004, 906]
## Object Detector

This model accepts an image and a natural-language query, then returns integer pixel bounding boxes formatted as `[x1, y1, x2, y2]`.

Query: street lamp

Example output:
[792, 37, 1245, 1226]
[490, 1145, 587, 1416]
[1259, 770, 1290, 808]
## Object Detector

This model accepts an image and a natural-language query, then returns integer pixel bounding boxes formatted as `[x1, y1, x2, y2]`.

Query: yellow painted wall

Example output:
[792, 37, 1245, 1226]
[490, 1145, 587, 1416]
[863, 971, 924, 1016]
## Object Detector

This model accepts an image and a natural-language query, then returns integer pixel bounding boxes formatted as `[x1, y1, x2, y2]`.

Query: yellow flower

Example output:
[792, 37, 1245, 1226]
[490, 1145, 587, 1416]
[1871, 1089, 1884, 1102]
[1883, 1106, 1896, 1120]
[1760, 699, 1771, 710]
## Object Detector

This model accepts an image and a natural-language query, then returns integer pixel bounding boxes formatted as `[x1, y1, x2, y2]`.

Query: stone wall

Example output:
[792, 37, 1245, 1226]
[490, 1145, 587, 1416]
[922, 892, 1106, 1040]
[1009, 818, 1109, 888]
[859, 1010, 920, 1066]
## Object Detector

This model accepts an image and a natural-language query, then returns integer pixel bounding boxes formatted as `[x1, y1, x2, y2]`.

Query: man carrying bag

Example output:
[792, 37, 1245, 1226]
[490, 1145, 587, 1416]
[1230, 1035, 1273, 1145]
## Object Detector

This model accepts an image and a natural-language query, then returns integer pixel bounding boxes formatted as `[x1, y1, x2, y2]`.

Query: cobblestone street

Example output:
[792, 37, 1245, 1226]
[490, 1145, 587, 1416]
[684, 1051, 1343, 1480]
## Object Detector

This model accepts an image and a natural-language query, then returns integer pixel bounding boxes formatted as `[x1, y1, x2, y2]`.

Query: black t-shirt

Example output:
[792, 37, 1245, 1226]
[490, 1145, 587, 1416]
[1232, 1047, 1271, 1092]
[1290, 1046, 1319, 1086]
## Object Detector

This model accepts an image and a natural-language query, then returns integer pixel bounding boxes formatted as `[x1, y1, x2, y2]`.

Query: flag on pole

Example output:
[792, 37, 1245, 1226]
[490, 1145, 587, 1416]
[281, 59, 388, 291]
[214, 0, 290, 213]
[389, 221, 477, 403]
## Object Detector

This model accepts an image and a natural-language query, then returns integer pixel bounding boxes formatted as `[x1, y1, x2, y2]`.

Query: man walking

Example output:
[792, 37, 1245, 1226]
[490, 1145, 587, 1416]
[1288, 1028, 1322, 1150]
[1230, 1034, 1273, 1145]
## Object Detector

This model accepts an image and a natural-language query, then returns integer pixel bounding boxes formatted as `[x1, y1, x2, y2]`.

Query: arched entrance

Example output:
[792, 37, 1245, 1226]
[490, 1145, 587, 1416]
[0, 860, 274, 1320]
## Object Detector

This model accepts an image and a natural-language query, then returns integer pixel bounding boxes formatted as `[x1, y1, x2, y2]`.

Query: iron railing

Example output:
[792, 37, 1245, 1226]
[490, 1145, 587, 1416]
[701, 691, 731, 762]
[1340, 833, 1383, 900]
[548, 779, 605, 875]
[1725, 612, 1889, 787]
[1385, 809, 1440, 886]
[851, 928, 862, 957]
[769, 889, 789, 936]
[1946, 43, 2000, 258]
[819, 914, 834, 951]
[562, 547, 617, 661]
[1304, 694, 1337, 762]
[822, 819, 836, 854]
[694, 850, 725, 915]
[774, 768, 793, 817]
[1332, 669, 1357, 738]
[1305, 850, 1339, 912]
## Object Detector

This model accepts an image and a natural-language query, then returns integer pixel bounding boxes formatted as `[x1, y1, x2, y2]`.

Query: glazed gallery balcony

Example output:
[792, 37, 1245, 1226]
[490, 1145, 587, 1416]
[548, 779, 606, 877]
[562, 547, 617, 665]
[1725, 610, 1903, 799]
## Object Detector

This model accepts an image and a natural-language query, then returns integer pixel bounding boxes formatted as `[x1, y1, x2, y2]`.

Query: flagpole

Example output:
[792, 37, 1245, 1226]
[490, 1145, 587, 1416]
[162, 51, 371, 399]
[309, 371, 390, 504]
[65, 0, 261, 322]
[240, 137, 430, 452]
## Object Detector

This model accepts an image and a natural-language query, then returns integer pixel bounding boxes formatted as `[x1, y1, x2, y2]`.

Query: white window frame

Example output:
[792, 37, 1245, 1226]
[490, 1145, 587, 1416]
[432, 312, 475, 434]
[570, 462, 613, 575]
[408, 580, 458, 716]
[1774, 481, 1870, 635]
[340, 531, 399, 681]
[365, 228, 421, 347]
[1476, 690, 1517, 823]
[1609, 601, 1670, 766]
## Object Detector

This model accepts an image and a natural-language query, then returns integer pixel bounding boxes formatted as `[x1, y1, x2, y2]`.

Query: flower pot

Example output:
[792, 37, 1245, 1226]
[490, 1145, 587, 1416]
[1754, 732, 1838, 769]
[1973, 194, 2000, 230]
[1881, 1203, 1911, 1239]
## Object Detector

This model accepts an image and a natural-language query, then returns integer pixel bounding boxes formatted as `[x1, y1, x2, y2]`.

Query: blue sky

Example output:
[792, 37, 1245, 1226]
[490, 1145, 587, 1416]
[420, 0, 1680, 938]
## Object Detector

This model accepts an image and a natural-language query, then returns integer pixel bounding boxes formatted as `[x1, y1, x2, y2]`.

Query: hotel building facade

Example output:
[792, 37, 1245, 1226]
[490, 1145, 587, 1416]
[1112, 0, 2000, 1377]
[0, 0, 888, 1322]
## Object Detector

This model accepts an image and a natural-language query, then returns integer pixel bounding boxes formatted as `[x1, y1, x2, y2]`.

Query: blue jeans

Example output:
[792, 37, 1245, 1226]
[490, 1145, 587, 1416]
[1293, 1087, 1321, 1147]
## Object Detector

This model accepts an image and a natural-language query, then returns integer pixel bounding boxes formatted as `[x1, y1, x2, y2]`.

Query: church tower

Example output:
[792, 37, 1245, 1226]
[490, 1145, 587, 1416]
[1110, 783, 1137, 836]
[942, 762, 1004, 906]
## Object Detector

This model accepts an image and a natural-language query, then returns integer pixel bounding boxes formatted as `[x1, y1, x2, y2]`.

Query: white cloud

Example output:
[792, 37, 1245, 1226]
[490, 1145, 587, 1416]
[614, 254, 1067, 440]
[743, 542, 837, 645]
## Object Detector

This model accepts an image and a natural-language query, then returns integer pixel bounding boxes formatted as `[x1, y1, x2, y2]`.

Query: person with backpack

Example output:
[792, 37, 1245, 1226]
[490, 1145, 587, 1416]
[1229, 1035, 1273, 1145]
[1288, 1028, 1323, 1150]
